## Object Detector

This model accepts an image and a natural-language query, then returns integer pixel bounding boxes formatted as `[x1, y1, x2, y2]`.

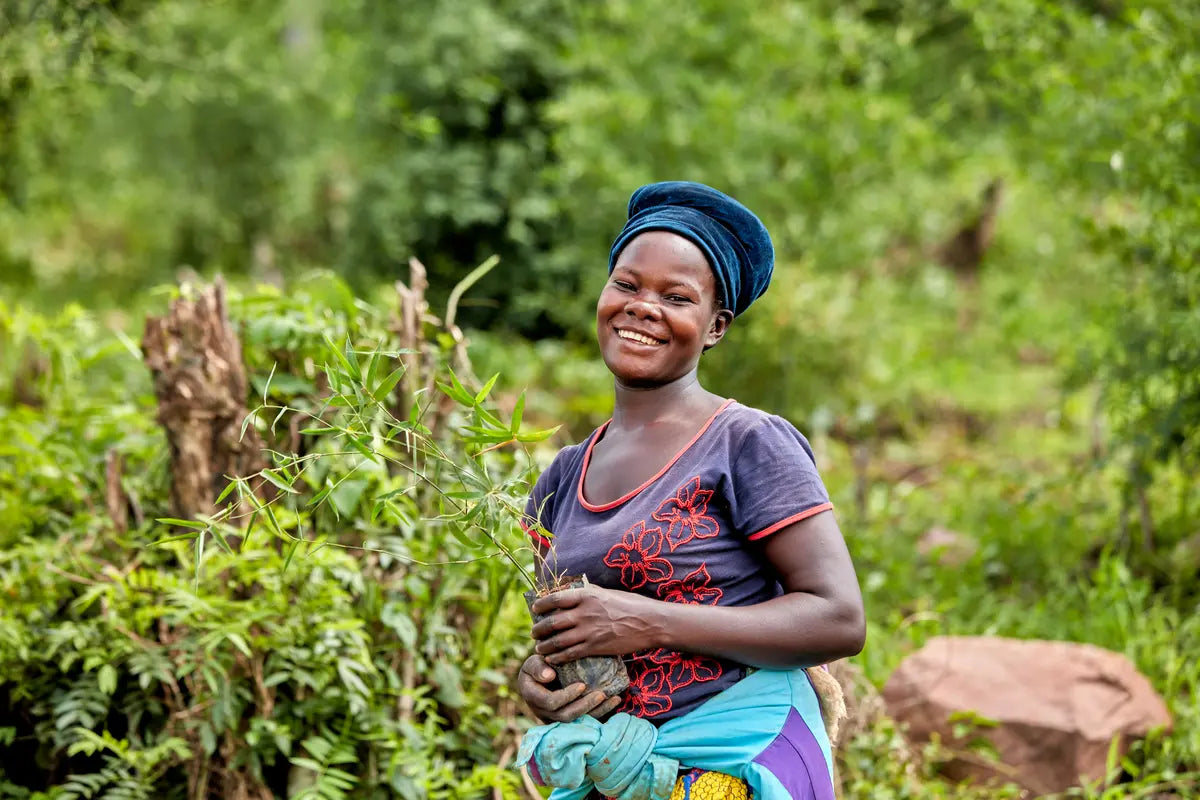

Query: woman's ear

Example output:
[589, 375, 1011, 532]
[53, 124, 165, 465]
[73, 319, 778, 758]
[704, 309, 734, 350]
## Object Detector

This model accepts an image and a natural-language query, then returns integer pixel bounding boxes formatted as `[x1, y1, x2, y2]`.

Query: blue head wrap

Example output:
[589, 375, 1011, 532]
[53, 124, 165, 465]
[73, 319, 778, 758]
[608, 181, 774, 317]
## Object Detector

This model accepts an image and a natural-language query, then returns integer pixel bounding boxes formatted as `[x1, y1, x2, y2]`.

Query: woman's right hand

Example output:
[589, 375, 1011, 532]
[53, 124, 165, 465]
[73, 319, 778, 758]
[517, 653, 622, 723]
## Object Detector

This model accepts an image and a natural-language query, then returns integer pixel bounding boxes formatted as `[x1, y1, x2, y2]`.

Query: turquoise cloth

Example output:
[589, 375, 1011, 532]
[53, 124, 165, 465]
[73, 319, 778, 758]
[515, 668, 833, 800]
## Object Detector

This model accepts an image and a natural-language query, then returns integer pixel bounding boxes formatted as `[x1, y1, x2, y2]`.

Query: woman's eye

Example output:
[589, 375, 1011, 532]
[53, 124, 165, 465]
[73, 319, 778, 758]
[614, 281, 635, 291]
[667, 295, 692, 303]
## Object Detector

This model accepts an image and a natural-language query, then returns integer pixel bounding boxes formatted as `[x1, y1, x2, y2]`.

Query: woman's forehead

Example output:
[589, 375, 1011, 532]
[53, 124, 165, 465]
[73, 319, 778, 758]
[613, 232, 714, 285]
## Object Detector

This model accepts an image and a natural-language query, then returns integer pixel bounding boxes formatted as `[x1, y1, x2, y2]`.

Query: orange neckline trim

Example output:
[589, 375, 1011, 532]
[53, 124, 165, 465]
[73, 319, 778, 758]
[576, 398, 736, 513]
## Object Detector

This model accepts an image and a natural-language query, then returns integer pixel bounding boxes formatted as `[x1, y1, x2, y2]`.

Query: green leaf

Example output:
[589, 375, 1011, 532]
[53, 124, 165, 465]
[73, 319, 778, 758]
[437, 378, 473, 406]
[156, 517, 208, 530]
[281, 540, 301, 576]
[511, 392, 526, 434]
[261, 361, 277, 404]
[381, 604, 418, 650]
[208, 525, 236, 556]
[365, 350, 382, 395]
[347, 434, 378, 462]
[474, 372, 499, 405]
[323, 334, 359, 381]
[152, 532, 201, 546]
[515, 425, 562, 443]
[97, 664, 117, 696]
[260, 469, 299, 495]
[431, 659, 466, 708]
[225, 633, 253, 659]
[194, 529, 205, 586]
[241, 510, 259, 552]
[215, 479, 238, 505]
[447, 521, 483, 549]
[374, 364, 406, 400]
[310, 486, 332, 509]
[475, 406, 506, 429]
[329, 479, 368, 518]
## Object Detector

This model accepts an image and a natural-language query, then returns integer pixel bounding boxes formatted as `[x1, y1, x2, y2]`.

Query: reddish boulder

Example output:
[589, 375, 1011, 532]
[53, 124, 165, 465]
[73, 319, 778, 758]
[883, 636, 1172, 795]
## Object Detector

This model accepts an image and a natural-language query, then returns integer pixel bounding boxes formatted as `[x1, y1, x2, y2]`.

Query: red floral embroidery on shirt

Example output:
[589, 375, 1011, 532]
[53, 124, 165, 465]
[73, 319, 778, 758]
[656, 563, 724, 605]
[618, 662, 673, 718]
[602, 521, 674, 590]
[652, 476, 720, 551]
[648, 648, 724, 692]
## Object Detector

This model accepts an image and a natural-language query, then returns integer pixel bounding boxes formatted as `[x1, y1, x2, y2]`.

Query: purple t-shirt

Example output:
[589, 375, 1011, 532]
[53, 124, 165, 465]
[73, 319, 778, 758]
[521, 399, 833, 724]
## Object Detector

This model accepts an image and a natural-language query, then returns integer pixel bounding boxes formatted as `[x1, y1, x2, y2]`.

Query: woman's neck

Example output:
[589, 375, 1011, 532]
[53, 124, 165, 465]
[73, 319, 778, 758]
[610, 370, 722, 429]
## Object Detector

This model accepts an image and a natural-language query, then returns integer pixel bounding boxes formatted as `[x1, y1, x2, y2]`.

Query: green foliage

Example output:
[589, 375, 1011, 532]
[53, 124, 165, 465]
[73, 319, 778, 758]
[2, 1, 1198, 797]
[0, 0, 578, 332]
[0, 274, 547, 798]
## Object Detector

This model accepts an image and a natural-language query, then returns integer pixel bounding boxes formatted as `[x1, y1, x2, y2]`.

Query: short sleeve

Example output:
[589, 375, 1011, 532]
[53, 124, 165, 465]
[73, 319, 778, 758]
[728, 415, 833, 540]
[520, 453, 564, 548]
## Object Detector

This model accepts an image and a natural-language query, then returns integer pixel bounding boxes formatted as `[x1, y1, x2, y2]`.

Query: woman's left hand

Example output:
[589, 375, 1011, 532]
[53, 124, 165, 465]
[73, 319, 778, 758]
[530, 585, 664, 665]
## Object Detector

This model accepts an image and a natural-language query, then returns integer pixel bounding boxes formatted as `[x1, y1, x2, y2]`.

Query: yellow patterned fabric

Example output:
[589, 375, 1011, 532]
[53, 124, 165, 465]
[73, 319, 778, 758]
[668, 769, 750, 800]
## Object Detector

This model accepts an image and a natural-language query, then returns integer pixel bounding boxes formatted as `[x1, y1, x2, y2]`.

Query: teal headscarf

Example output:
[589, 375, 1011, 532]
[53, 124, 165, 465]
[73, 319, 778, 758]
[609, 182, 775, 317]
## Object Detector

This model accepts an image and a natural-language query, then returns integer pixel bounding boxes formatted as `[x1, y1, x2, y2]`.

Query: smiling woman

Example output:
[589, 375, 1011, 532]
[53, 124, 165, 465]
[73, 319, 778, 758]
[598, 231, 731, 388]
[515, 182, 865, 800]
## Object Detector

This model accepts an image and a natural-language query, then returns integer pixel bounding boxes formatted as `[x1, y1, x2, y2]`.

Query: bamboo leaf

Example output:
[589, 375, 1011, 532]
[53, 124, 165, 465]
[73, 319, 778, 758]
[474, 372, 499, 405]
[347, 434, 377, 462]
[516, 425, 562, 443]
[194, 531, 205, 586]
[260, 469, 299, 495]
[365, 350, 382, 395]
[374, 365, 406, 400]
[447, 522, 483, 549]
[157, 518, 208, 530]
[450, 370, 474, 403]
[214, 479, 238, 505]
[323, 335, 357, 380]
[281, 540, 300, 576]
[475, 406, 506, 429]
[511, 392, 526, 434]
[152, 532, 201, 546]
[240, 510, 259, 552]
[262, 361, 277, 403]
[209, 525, 235, 556]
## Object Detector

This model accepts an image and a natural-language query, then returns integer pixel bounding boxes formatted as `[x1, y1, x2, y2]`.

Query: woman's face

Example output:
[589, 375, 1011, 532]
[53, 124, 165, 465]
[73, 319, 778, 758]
[596, 231, 732, 388]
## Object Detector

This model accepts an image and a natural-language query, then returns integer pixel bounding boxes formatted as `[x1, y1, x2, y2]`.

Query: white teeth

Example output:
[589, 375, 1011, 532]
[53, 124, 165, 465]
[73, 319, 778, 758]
[617, 330, 662, 346]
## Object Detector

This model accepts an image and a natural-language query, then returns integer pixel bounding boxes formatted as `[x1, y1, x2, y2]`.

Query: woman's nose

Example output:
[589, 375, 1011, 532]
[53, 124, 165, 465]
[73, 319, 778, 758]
[625, 297, 663, 319]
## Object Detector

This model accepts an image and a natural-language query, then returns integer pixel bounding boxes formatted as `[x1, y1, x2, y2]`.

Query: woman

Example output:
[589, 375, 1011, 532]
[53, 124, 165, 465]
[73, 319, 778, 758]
[516, 182, 865, 800]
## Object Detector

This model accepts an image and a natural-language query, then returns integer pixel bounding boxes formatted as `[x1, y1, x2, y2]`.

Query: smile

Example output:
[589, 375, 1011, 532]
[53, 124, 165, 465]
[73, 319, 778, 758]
[616, 329, 666, 346]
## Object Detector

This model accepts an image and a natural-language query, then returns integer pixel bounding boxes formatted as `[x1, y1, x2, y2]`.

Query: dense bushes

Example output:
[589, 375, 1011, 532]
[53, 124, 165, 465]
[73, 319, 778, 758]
[3, 265, 1198, 797]
[0, 276, 547, 798]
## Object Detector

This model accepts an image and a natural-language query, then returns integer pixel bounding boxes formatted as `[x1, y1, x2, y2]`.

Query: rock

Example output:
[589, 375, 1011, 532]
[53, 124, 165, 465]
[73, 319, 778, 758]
[916, 526, 978, 566]
[883, 636, 1172, 795]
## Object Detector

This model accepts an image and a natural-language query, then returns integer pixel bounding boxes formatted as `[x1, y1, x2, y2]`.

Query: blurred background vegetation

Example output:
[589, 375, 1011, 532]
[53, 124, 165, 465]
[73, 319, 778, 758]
[0, 0, 1197, 798]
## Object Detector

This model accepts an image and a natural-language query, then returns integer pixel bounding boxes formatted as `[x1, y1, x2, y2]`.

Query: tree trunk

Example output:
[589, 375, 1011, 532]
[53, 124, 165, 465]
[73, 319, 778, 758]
[141, 278, 268, 522]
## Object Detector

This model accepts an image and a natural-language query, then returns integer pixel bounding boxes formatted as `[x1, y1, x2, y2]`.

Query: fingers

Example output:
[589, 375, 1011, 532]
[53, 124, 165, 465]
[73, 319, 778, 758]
[519, 653, 557, 684]
[530, 610, 573, 641]
[530, 588, 583, 617]
[518, 677, 602, 723]
[590, 694, 623, 720]
[534, 627, 587, 659]
[543, 641, 593, 665]
[545, 687, 615, 723]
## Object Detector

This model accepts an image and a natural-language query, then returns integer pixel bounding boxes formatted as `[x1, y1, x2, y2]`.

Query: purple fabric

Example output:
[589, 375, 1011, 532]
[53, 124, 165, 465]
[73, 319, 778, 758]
[753, 708, 836, 800]
[523, 400, 831, 723]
